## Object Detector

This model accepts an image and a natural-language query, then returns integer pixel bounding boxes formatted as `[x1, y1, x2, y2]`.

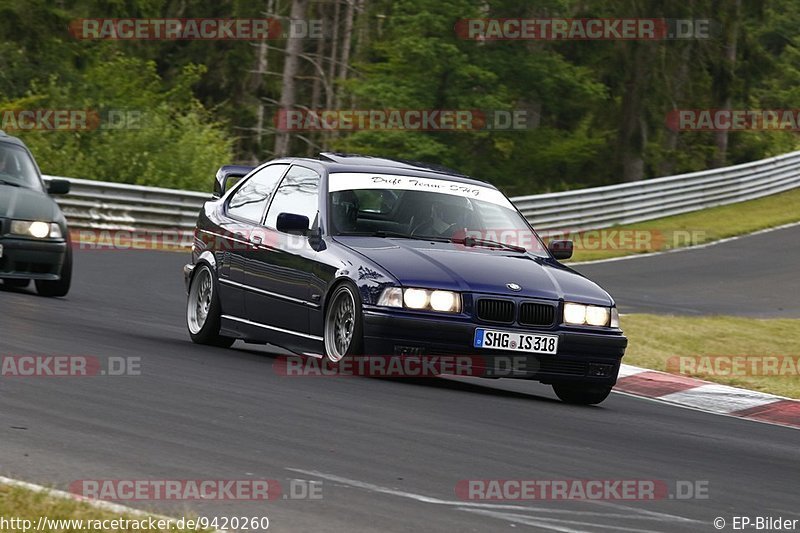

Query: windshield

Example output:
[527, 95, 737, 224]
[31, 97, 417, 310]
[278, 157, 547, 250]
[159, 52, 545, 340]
[328, 172, 547, 255]
[0, 143, 42, 190]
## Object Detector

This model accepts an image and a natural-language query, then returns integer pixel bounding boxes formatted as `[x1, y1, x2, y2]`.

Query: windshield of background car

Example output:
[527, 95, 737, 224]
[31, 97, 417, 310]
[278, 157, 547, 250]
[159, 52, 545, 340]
[0, 143, 42, 190]
[328, 172, 547, 255]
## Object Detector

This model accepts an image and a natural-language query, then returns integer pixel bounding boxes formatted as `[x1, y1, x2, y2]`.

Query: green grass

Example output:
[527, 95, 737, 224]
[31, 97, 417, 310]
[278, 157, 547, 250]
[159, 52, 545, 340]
[560, 187, 800, 263]
[0, 485, 210, 532]
[622, 314, 800, 399]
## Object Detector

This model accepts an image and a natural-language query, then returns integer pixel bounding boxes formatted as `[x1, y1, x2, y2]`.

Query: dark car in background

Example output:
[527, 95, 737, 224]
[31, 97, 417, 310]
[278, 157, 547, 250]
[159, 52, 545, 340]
[184, 153, 627, 404]
[0, 131, 72, 296]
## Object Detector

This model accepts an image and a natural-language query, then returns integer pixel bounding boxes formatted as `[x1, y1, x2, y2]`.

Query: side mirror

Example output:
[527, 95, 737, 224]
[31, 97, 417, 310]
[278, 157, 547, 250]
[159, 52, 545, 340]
[276, 212, 310, 235]
[548, 239, 573, 260]
[214, 165, 255, 198]
[47, 179, 70, 195]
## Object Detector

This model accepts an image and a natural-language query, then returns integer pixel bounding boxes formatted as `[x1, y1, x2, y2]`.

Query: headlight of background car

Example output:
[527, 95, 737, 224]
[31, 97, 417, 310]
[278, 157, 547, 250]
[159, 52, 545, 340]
[10, 220, 62, 239]
[563, 302, 612, 327]
[378, 287, 461, 313]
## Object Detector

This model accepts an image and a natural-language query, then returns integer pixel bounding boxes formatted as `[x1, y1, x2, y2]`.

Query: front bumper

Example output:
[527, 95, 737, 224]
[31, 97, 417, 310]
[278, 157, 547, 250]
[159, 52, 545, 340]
[362, 308, 627, 386]
[0, 237, 67, 280]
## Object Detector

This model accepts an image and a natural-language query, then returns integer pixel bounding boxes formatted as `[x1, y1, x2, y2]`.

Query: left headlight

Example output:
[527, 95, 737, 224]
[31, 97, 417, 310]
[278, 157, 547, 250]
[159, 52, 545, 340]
[10, 220, 62, 239]
[378, 287, 461, 313]
[563, 302, 613, 327]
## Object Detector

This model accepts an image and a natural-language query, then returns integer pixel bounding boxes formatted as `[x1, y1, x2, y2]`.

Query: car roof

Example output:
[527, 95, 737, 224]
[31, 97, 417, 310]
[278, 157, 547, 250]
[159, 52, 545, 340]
[286, 152, 499, 190]
[0, 130, 29, 149]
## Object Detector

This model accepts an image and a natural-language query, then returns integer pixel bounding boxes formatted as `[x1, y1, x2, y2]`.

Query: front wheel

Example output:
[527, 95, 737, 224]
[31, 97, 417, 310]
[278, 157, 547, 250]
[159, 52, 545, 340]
[35, 248, 72, 297]
[324, 284, 364, 362]
[552, 383, 612, 405]
[187, 264, 235, 348]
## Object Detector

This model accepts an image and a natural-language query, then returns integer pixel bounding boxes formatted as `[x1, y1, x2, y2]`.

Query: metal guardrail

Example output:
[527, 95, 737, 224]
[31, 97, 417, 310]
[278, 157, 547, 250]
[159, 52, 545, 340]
[511, 150, 800, 234]
[42, 176, 209, 234]
[44, 149, 800, 237]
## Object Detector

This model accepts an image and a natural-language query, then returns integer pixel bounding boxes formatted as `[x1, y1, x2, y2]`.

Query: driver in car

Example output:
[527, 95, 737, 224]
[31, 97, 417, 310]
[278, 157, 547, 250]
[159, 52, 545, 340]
[413, 198, 469, 238]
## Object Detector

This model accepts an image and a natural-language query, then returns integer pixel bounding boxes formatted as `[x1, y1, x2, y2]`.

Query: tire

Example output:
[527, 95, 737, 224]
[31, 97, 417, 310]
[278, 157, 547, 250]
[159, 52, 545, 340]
[186, 264, 235, 348]
[2, 278, 29, 289]
[552, 383, 612, 405]
[35, 248, 72, 297]
[323, 283, 364, 362]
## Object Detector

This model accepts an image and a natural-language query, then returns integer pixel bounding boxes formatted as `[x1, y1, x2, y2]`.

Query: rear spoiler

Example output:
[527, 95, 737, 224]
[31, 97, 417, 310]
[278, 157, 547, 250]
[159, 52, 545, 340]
[214, 165, 255, 198]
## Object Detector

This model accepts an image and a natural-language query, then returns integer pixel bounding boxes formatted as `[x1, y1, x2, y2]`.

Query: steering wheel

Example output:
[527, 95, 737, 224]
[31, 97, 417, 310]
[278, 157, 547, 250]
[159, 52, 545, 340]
[410, 216, 457, 238]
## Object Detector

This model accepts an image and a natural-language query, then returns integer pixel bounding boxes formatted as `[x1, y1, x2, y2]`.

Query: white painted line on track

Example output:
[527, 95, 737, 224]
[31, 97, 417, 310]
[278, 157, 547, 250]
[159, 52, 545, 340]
[461, 508, 663, 533]
[286, 468, 701, 529]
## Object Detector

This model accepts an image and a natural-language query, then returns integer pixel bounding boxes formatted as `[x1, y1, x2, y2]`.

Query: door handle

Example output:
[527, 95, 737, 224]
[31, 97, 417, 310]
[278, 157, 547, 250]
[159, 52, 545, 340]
[250, 235, 262, 245]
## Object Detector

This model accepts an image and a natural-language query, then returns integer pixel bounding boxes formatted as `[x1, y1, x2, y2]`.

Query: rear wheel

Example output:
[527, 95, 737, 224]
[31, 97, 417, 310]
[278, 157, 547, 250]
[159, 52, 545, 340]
[35, 248, 72, 297]
[552, 383, 612, 405]
[324, 284, 363, 362]
[187, 264, 235, 348]
[2, 278, 29, 289]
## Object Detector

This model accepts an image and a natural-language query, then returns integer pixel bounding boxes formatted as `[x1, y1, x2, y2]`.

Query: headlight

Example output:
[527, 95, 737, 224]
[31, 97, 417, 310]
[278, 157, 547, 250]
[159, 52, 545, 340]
[377, 287, 461, 313]
[377, 287, 403, 307]
[10, 220, 62, 239]
[563, 303, 587, 325]
[563, 302, 612, 327]
[403, 288, 429, 309]
[610, 307, 620, 328]
[430, 290, 458, 312]
[585, 306, 610, 326]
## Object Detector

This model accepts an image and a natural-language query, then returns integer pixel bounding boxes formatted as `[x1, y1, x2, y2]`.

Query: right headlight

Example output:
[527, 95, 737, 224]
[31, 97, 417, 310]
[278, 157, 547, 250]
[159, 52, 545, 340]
[10, 220, 62, 239]
[378, 287, 461, 313]
[563, 302, 614, 327]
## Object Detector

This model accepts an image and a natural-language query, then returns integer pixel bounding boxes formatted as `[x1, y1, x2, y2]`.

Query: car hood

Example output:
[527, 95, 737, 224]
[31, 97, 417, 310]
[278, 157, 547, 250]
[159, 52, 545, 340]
[335, 237, 614, 306]
[0, 183, 61, 222]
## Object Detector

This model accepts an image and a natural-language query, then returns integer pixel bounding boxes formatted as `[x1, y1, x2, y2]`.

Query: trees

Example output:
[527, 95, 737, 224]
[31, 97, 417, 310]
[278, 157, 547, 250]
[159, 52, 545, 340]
[2, 0, 798, 192]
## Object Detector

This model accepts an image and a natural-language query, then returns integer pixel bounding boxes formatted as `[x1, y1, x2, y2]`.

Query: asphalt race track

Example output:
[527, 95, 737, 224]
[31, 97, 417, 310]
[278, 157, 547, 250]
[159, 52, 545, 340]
[574, 224, 800, 318]
[1, 230, 799, 532]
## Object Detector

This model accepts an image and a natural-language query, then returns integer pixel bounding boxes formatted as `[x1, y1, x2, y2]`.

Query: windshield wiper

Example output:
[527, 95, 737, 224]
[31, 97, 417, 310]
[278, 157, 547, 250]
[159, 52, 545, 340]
[0, 179, 22, 188]
[450, 235, 527, 253]
[338, 231, 450, 243]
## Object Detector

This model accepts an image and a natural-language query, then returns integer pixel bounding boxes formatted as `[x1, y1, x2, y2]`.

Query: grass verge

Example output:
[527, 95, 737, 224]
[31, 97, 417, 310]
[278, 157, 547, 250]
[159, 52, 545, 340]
[0, 484, 209, 532]
[561, 187, 800, 263]
[621, 314, 800, 399]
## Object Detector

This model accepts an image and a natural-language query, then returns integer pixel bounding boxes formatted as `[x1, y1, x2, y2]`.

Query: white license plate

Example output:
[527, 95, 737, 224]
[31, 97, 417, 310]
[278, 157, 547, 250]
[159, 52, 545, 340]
[473, 328, 558, 354]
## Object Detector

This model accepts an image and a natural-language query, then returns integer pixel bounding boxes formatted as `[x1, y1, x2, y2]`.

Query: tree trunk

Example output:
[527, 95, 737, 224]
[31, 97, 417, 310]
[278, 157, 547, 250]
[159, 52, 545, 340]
[659, 43, 692, 176]
[617, 42, 651, 182]
[334, 0, 355, 109]
[308, 3, 326, 156]
[274, 0, 309, 157]
[711, 0, 741, 168]
[325, 0, 341, 109]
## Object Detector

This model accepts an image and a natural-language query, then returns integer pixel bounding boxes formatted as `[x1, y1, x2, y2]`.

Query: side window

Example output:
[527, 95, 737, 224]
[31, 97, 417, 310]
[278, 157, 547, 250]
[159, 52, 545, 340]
[264, 165, 321, 230]
[226, 164, 289, 223]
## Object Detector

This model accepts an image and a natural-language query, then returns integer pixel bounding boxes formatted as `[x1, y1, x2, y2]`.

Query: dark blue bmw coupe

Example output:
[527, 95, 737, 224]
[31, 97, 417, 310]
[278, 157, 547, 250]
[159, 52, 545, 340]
[184, 153, 627, 404]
